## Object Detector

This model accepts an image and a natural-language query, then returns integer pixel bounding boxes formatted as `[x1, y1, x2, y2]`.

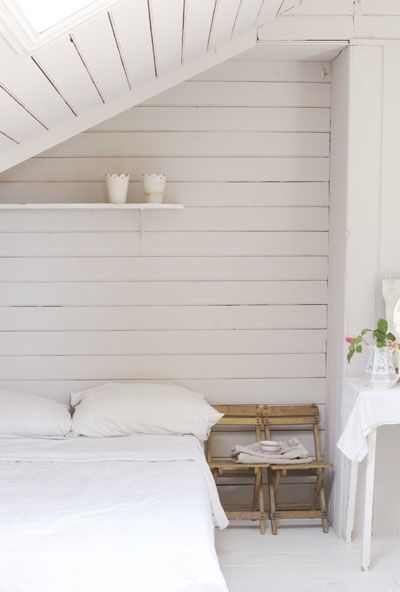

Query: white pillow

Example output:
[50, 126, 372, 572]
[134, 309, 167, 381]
[0, 389, 71, 438]
[71, 383, 222, 441]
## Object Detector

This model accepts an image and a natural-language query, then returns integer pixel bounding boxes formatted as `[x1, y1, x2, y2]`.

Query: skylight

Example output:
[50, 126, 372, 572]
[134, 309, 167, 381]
[13, 0, 96, 33]
[0, 0, 120, 53]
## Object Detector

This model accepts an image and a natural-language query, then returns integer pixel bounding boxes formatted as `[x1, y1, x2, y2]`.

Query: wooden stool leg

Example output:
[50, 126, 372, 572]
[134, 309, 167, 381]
[318, 471, 329, 533]
[313, 470, 323, 510]
[274, 470, 282, 499]
[268, 469, 278, 535]
[252, 468, 261, 512]
[258, 469, 266, 535]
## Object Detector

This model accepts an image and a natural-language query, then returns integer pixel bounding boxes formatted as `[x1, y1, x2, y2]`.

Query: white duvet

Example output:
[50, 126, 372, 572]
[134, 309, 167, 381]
[0, 434, 229, 592]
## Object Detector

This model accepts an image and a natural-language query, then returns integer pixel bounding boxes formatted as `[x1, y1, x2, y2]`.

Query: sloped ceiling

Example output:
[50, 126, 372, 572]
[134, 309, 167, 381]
[0, 0, 292, 173]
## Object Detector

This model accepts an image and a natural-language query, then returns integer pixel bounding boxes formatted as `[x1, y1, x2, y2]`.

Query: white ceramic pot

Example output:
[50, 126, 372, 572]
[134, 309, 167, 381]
[143, 173, 166, 204]
[106, 173, 130, 204]
[365, 345, 400, 389]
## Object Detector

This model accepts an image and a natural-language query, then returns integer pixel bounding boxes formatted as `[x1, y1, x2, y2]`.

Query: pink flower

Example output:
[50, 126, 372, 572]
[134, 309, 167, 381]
[345, 337, 354, 344]
[388, 341, 398, 350]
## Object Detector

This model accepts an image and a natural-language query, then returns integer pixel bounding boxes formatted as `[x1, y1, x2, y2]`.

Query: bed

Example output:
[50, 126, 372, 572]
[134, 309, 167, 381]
[0, 433, 229, 592]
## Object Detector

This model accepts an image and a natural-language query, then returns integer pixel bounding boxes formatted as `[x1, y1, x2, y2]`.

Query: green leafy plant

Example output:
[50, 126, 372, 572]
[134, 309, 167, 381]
[345, 318, 399, 363]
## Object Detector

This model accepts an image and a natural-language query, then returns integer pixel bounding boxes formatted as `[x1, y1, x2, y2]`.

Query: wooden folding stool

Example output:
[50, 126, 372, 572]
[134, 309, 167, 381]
[262, 404, 331, 534]
[206, 404, 268, 534]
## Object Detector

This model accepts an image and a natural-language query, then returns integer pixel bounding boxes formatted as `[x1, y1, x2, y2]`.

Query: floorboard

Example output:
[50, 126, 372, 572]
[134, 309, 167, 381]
[216, 526, 400, 591]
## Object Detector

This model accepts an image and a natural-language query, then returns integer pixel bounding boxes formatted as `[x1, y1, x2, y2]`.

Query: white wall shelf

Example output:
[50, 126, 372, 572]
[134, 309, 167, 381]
[0, 203, 184, 249]
[0, 203, 183, 210]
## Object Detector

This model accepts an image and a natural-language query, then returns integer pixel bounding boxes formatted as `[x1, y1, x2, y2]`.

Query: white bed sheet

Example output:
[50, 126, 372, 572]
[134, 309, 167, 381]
[0, 434, 229, 592]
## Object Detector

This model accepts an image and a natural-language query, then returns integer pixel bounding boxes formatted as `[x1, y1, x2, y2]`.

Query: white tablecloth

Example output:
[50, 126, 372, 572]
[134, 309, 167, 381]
[337, 379, 400, 461]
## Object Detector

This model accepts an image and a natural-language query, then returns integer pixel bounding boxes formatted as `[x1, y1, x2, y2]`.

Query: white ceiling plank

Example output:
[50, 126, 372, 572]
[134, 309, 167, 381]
[233, 0, 264, 37]
[183, 0, 215, 63]
[149, 0, 184, 76]
[71, 12, 129, 102]
[0, 55, 74, 127]
[257, 0, 287, 25]
[0, 33, 17, 68]
[33, 35, 103, 115]
[111, 0, 156, 86]
[209, 0, 242, 49]
[0, 87, 44, 142]
[0, 132, 17, 150]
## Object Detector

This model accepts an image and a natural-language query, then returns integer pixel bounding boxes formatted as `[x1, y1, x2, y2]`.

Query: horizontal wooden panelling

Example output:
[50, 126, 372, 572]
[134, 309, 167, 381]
[0, 281, 327, 305]
[0, 232, 328, 257]
[148, 207, 328, 231]
[145, 82, 331, 107]
[0, 354, 326, 380]
[0, 257, 328, 281]
[92, 107, 331, 132]
[0, 54, 330, 477]
[2, 157, 329, 182]
[236, 44, 345, 62]
[43, 132, 330, 158]
[0, 208, 328, 232]
[0, 181, 329, 206]
[258, 16, 354, 41]
[356, 0, 400, 15]
[280, 0, 354, 15]
[355, 15, 400, 38]
[0, 378, 326, 404]
[0, 305, 327, 331]
[0, 57, 330, 510]
[193, 60, 331, 82]
[0, 330, 326, 355]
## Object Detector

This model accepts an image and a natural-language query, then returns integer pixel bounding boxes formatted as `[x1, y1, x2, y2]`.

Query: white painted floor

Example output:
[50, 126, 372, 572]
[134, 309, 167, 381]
[216, 525, 400, 591]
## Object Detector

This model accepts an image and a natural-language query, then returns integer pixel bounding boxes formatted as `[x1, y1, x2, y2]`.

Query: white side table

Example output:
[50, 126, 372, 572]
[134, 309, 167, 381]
[337, 379, 400, 570]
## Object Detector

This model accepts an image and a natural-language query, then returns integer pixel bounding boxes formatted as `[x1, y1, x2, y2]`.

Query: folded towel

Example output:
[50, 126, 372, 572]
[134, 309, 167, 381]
[231, 437, 313, 464]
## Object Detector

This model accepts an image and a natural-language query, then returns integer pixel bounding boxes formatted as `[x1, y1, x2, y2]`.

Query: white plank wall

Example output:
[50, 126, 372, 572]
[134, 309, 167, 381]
[0, 55, 330, 506]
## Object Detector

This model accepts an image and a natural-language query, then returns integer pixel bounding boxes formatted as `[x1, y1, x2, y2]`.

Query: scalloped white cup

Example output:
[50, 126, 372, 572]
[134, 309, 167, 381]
[143, 173, 166, 204]
[106, 173, 130, 204]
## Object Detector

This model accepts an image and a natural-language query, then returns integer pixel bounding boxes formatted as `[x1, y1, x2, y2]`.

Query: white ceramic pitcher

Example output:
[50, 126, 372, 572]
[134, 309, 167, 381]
[365, 345, 400, 389]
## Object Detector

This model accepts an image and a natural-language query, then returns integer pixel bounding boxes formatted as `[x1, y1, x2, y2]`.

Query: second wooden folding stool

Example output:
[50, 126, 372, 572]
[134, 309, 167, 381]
[263, 404, 331, 534]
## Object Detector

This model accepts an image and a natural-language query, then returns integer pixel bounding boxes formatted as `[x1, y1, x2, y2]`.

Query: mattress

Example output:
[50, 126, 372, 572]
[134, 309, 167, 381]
[0, 434, 229, 592]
